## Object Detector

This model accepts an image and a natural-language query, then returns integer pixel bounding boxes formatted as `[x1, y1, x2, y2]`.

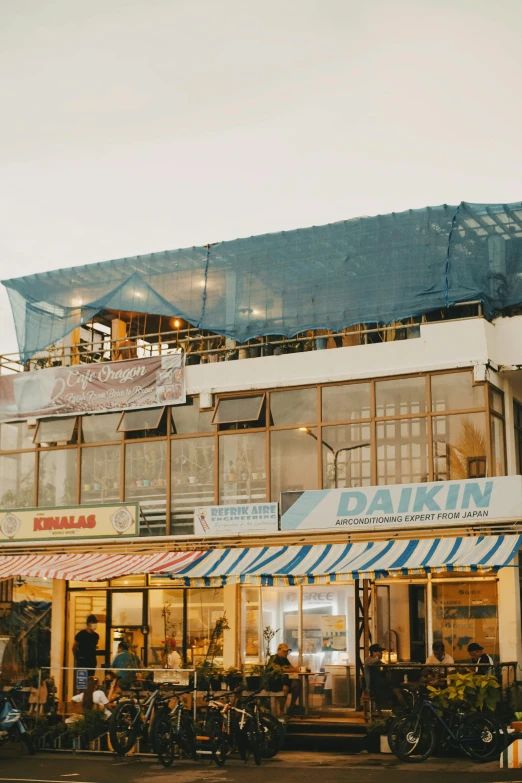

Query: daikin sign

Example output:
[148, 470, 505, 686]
[281, 476, 522, 533]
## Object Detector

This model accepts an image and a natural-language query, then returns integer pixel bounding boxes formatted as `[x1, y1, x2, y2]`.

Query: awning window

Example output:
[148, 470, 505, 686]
[212, 394, 265, 425]
[117, 407, 165, 433]
[34, 417, 77, 444]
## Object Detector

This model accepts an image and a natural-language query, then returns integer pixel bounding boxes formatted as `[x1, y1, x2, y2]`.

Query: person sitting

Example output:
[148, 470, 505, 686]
[111, 641, 144, 690]
[423, 641, 455, 685]
[270, 643, 302, 714]
[468, 642, 495, 674]
[71, 676, 111, 718]
[362, 644, 386, 718]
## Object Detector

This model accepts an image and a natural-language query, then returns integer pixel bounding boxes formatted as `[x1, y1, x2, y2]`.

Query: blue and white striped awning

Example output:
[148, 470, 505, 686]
[166, 535, 522, 586]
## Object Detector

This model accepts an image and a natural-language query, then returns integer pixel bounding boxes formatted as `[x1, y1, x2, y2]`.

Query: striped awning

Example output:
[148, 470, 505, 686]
[0, 550, 203, 582]
[164, 535, 522, 586]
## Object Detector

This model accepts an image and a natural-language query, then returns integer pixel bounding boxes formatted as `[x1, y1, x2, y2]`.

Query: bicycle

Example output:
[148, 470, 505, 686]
[205, 690, 263, 765]
[238, 691, 285, 758]
[108, 681, 165, 756]
[388, 688, 506, 763]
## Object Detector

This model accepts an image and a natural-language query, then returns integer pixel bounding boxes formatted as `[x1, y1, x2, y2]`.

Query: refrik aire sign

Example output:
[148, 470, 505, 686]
[281, 476, 522, 533]
[0, 504, 138, 541]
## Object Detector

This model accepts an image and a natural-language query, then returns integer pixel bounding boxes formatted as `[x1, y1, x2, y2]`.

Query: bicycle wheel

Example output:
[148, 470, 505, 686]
[150, 712, 175, 767]
[246, 716, 262, 766]
[388, 714, 436, 763]
[458, 713, 505, 762]
[260, 715, 280, 758]
[180, 711, 197, 761]
[109, 701, 140, 755]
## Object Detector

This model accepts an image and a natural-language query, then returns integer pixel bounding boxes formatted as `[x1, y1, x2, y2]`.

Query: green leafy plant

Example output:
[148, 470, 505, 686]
[66, 709, 107, 741]
[428, 671, 501, 713]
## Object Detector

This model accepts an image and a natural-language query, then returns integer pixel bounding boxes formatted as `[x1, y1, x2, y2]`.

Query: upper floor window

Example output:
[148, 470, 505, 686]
[212, 394, 266, 430]
[34, 417, 78, 446]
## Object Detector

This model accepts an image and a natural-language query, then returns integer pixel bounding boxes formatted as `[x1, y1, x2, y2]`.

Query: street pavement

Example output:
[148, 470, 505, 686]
[2, 750, 522, 783]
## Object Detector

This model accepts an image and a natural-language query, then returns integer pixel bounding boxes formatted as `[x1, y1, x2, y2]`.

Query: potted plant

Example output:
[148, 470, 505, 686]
[224, 666, 243, 691]
[227, 461, 236, 482]
[246, 665, 262, 691]
[428, 671, 501, 713]
[261, 626, 283, 691]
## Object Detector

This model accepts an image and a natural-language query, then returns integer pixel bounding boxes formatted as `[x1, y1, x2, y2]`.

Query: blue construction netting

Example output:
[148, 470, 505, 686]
[3, 201, 522, 363]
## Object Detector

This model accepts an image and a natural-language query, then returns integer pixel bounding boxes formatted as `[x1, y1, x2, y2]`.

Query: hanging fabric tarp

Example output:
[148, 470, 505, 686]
[162, 535, 522, 586]
[4, 202, 522, 363]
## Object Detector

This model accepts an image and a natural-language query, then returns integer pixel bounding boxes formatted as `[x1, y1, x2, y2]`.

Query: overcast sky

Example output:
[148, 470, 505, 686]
[1, 0, 521, 354]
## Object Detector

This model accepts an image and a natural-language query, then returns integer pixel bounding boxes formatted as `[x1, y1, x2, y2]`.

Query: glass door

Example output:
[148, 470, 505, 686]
[108, 590, 147, 665]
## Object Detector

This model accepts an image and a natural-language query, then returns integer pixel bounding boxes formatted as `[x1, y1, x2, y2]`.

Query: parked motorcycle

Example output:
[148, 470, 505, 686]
[0, 689, 34, 754]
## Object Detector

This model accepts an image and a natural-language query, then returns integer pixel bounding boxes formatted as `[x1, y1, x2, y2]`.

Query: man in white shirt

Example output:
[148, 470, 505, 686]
[426, 641, 454, 666]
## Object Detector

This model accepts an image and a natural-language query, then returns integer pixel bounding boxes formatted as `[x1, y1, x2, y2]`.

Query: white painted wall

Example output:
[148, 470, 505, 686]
[498, 563, 522, 667]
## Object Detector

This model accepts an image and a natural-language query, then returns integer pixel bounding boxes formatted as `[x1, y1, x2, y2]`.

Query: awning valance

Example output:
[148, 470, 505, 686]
[164, 535, 522, 586]
[0, 551, 203, 582]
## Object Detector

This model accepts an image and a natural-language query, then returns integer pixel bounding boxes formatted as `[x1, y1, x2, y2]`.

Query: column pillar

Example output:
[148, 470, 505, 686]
[222, 583, 239, 668]
[50, 579, 67, 701]
[498, 564, 522, 666]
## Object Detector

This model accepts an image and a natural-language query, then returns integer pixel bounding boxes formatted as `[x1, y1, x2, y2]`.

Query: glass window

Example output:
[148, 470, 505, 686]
[212, 395, 265, 425]
[118, 407, 165, 433]
[490, 416, 506, 476]
[171, 436, 215, 535]
[110, 575, 146, 587]
[261, 587, 299, 666]
[432, 580, 498, 662]
[219, 432, 266, 504]
[0, 421, 34, 451]
[111, 592, 144, 626]
[0, 452, 35, 507]
[270, 388, 317, 426]
[187, 588, 224, 666]
[148, 589, 184, 667]
[82, 413, 122, 443]
[375, 377, 426, 417]
[271, 428, 318, 501]
[490, 388, 504, 415]
[432, 412, 487, 481]
[171, 398, 213, 434]
[302, 585, 354, 678]
[125, 441, 167, 535]
[35, 417, 77, 445]
[38, 449, 77, 506]
[81, 445, 121, 503]
[377, 418, 428, 485]
[322, 424, 372, 488]
[431, 372, 484, 411]
[66, 590, 107, 697]
[242, 587, 261, 663]
[322, 383, 371, 422]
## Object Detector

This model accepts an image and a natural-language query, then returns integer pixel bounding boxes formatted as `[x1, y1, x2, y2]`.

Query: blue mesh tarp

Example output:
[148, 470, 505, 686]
[3, 201, 522, 363]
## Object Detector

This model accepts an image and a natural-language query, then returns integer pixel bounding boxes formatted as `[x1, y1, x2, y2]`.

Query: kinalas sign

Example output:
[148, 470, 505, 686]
[280, 476, 522, 533]
[0, 504, 138, 541]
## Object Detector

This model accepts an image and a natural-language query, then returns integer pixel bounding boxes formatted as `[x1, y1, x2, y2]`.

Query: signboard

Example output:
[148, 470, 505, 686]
[281, 476, 522, 534]
[153, 668, 191, 686]
[321, 615, 347, 652]
[194, 503, 278, 536]
[0, 503, 138, 541]
[0, 354, 185, 422]
[76, 669, 88, 691]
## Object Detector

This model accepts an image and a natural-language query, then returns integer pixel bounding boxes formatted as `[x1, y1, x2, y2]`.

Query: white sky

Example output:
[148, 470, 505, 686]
[1, 0, 521, 354]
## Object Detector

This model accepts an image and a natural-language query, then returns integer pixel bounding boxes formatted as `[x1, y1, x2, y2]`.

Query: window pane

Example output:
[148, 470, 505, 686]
[148, 589, 184, 667]
[111, 592, 143, 626]
[271, 428, 318, 500]
[0, 452, 35, 507]
[431, 372, 484, 412]
[302, 585, 354, 683]
[125, 441, 167, 535]
[242, 587, 261, 664]
[490, 416, 506, 476]
[219, 432, 266, 504]
[432, 581, 498, 662]
[270, 389, 317, 426]
[261, 587, 299, 666]
[35, 417, 77, 444]
[213, 395, 265, 425]
[171, 399, 213, 434]
[82, 413, 122, 443]
[0, 421, 34, 451]
[118, 407, 164, 432]
[375, 377, 426, 417]
[81, 446, 121, 503]
[490, 388, 504, 415]
[38, 449, 77, 506]
[322, 424, 372, 488]
[377, 418, 428, 485]
[432, 412, 487, 481]
[322, 383, 371, 422]
[187, 588, 224, 666]
[171, 436, 214, 535]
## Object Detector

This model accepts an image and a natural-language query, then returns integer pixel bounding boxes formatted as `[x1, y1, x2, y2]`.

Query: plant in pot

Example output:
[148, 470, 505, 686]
[261, 626, 283, 691]
[224, 666, 243, 691]
[245, 665, 262, 692]
[427, 671, 501, 713]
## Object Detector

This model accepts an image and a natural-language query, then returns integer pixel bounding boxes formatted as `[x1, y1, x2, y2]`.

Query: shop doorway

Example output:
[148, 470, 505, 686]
[108, 590, 148, 666]
[375, 583, 426, 662]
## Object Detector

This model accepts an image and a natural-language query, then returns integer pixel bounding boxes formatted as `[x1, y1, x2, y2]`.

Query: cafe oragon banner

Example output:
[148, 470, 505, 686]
[0, 354, 185, 421]
[0, 503, 139, 541]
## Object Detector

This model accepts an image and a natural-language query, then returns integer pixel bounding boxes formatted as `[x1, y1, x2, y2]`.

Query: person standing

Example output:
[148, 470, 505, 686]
[363, 644, 386, 718]
[72, 615, 99, 677]
[111, 641, 144, 689]
[468, 642, 495, 674]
